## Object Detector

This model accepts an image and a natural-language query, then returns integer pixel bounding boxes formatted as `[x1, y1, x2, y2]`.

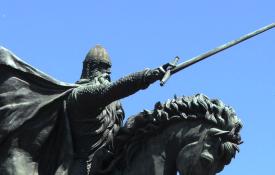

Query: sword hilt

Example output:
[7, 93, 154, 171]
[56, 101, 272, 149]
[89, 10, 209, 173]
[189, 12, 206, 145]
[160, 56, 180, 86]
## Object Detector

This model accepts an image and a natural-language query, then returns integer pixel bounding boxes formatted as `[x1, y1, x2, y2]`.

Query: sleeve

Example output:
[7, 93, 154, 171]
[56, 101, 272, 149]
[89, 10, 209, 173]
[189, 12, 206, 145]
[68, 69, 161, 111]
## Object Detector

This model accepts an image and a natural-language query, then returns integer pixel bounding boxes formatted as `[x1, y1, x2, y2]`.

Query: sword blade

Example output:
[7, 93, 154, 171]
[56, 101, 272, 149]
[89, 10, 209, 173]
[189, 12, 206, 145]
[171, 23, 275, 75]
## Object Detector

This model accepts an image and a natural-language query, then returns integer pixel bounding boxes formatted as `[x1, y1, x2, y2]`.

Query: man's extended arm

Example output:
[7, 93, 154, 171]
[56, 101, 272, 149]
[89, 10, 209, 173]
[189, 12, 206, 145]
[69, 68, 163, 110]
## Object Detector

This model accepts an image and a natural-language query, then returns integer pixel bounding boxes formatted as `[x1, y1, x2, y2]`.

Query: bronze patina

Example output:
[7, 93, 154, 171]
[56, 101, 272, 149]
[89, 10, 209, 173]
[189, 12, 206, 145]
[4, 23, 275, 174]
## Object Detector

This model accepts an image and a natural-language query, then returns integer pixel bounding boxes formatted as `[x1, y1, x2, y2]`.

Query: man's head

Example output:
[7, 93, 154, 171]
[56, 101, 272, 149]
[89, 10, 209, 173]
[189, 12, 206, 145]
[80, 45, 112, 82]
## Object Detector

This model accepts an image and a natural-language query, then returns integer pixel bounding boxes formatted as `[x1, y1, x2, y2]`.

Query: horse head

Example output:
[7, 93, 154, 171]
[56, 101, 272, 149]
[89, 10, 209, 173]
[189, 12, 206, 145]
[95, 94, 242, 175]
[176, 124, 242, 175]
[168, 94, 243, 175]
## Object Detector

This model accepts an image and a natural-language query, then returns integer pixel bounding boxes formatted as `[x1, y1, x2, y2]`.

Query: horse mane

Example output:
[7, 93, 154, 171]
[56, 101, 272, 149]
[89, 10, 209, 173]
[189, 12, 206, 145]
[125, 93, 241, 132]
[97, 94, 242, 173]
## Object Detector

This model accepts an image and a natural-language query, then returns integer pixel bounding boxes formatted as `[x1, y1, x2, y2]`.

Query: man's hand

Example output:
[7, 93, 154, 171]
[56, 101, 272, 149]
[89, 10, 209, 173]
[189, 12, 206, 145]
[143, 57, 179, 87]
[159, 57, 179, 86]
[158, 59, 178, 75]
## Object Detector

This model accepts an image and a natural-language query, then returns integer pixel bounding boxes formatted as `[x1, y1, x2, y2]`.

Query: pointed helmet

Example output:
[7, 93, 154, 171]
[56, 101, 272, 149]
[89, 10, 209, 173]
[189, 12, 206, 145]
[80, 45, 112, 79]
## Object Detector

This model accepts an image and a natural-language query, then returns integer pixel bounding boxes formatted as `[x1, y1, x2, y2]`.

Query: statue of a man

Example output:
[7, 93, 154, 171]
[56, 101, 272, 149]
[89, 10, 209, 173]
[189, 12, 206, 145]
[67, 45, 169, 174]
[0, 45, 172, 175]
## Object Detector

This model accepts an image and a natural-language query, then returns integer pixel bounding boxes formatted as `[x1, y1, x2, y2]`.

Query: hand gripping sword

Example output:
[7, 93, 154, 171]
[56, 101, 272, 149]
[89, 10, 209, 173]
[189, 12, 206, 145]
[160, 23, 275, 86]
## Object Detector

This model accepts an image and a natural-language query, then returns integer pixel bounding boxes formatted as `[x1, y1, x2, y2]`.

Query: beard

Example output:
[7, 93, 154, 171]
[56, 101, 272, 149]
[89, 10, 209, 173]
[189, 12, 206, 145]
[90, 73, 111, 86]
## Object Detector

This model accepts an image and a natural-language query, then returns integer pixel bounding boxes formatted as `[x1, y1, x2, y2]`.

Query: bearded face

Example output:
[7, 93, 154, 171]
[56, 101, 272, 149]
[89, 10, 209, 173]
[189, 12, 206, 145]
[88, 62, 111, 84]
[89, 73, 111, 86]
[89, 62, 111, 81]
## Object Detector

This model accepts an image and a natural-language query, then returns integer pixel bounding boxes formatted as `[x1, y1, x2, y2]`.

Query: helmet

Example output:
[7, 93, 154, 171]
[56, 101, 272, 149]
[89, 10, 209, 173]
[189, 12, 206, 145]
[80, 45, 112, 79]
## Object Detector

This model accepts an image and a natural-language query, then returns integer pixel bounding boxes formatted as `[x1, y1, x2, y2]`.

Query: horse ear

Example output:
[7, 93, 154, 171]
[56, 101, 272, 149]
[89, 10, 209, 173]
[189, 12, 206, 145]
[208, 128, 230, 137]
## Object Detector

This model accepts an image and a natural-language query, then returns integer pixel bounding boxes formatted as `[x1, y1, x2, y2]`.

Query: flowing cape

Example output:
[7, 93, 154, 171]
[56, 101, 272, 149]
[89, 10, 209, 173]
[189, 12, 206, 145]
[0, 47, 78, 175]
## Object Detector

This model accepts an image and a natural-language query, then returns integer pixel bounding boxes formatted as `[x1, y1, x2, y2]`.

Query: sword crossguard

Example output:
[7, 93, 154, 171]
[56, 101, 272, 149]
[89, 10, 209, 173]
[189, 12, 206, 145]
[160, 56, 180, 86]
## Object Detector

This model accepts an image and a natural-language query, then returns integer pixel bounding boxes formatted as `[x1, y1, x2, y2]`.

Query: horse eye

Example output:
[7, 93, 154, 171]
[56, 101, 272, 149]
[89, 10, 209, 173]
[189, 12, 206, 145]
[200, 151, 214, 165]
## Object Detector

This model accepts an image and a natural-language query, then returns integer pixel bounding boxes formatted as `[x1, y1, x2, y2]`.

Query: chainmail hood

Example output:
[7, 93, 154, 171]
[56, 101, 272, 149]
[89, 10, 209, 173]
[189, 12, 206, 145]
[80, 45, 112, 79]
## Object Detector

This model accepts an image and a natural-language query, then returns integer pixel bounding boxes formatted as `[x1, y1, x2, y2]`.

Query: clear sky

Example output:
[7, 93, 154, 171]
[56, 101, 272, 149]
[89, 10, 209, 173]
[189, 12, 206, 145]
[1, 0, 274, 174]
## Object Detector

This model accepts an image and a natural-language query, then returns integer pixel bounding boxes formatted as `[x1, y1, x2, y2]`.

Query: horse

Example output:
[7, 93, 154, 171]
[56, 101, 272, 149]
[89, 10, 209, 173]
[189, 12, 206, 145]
[92, 94, 243, 175]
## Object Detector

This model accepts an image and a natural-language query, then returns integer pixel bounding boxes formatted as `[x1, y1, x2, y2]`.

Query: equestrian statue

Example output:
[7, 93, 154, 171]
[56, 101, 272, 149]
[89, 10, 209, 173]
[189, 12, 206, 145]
[1, 24, 274, 175]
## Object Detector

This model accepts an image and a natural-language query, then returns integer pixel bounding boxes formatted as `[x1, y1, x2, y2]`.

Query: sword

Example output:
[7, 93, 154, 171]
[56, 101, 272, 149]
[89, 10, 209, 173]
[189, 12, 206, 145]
[160, 23, 275, 86]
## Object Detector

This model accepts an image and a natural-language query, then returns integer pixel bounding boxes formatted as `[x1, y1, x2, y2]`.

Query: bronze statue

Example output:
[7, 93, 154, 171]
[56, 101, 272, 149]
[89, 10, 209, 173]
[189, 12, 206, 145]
[0, 45, 177, 175]
[2, 24, 275, 174]
[66, 45, 174, 174]
[0, 45, 243, 175]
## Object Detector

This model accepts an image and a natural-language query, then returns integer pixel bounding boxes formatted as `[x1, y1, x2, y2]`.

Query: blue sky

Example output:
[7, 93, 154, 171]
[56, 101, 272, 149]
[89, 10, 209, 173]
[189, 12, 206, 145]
[1, 0, 274, 174]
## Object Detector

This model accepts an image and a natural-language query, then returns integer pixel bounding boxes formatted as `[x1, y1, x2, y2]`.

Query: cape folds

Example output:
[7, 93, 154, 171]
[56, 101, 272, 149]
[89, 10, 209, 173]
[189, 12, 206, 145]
[0, 47, 77, 175]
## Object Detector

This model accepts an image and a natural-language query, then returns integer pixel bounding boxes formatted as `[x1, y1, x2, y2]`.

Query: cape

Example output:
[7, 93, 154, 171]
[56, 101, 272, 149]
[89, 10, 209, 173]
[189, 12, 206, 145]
[0, 47, 78, 175]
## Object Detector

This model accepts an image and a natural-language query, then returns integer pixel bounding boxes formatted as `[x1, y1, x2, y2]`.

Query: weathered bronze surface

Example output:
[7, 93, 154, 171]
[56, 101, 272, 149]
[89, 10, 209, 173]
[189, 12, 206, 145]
[0, 46, 242, 175]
